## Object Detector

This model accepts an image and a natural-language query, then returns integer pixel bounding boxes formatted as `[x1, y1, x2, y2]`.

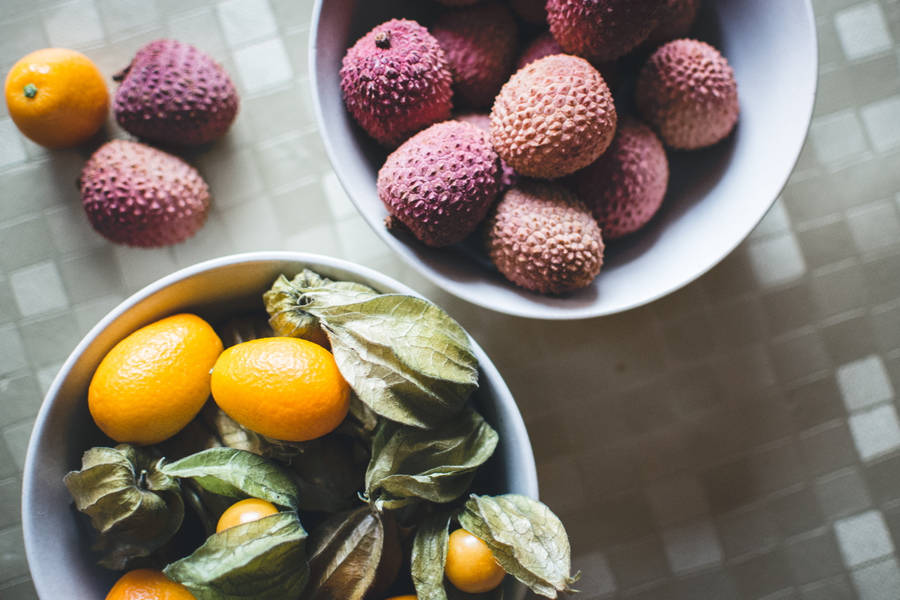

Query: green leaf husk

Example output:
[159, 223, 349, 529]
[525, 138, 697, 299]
[164, 511, 308, 600]
[305, 506, 387, 600]
[160, 448, 300, 510]
[366, 407, 498, 509]
[63, 444, 184, 570]
[411, 511, 453, 600]
[458, 494, 578, 599]
[264, 271, 479, 429]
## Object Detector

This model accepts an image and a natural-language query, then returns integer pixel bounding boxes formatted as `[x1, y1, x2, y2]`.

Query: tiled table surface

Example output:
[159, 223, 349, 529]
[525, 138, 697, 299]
[1, 0, 900, 598]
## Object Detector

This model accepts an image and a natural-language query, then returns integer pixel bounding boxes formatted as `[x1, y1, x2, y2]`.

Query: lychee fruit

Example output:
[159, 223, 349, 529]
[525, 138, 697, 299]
[491, 54, 616, 179]
[569, 117, 669, 240]
[340, 19, 453, 147]
[80, 140, 210, 247]
[113, 39, 239, 146]
[510, 0, 547, 25]
[454, 112, 517, 190]
[546, 0, 667, 62]
[645, 0, 701, 48]
[377, 121, 500, 247]
[636, 39, 739, 150]
[486, 182, 604, 295]
[432, 2, 518, 108]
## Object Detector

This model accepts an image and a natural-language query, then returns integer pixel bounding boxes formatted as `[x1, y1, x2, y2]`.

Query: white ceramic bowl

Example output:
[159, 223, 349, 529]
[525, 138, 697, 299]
[22, 252, 537, 599]
[310, 0, 817, 319]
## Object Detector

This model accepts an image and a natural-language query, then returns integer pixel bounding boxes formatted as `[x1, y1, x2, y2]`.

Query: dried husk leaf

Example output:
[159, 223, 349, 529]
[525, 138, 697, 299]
[164, 511, 308, 600]
[366, 407, 498, 508]
[264, 272, 377, 339]
[411, 511, 453, 600]
[305, 506, 386, 600]
[63, 444, 184, 569]
[263, 270, 479, 429]
[459, 494, 578, 599]
[160, 447, 300, 510]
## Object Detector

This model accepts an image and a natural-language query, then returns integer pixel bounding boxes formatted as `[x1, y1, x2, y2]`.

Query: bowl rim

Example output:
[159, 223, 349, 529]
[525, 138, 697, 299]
[308, 0, 819, 320]
[22, 250, 538, 597]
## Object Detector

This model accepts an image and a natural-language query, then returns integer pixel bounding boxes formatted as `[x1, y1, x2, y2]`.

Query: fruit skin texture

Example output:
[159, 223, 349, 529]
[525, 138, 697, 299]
[341, 19, 453, 147]
[432, 1, 518, 108]
[569, 117, 669, 240]
[211, 337, 351, 442]
[547, 0, 666, 62]
[106, 569, 196, 600]
[486, 182, 604, 294]
[645, 0, 701, 47]
[454, 112, 516, 190]
[80, 140, 211, 247]
[378, 121, 500, 247]
[4, 48, 108, 148]
[216, 498, 279, 533]
[114, 39, 238, 146]
[89, 314, 223, 446]
[490, 54, 616, 179]
[445, 529, 506, 594]
[636, 39, 739, 150]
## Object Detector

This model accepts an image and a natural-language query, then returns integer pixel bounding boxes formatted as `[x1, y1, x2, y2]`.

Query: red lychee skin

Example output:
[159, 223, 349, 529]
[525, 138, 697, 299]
[454, 112, 517, 190]
[486, 182, 604, 295]
[636, 39, 739, 150]
[340, 19, 453, 147]
[510, 0, 547, 24]
[432, 2, 518, 108]
[490, 54, 617, 179]
[377, 121, 500, 247]
[569, 117, 669, 240]
[80, 140, 210, 247]
[546, 0, 667, 62]
[645, 0, 701, 48]
[113, 39, 239, 146]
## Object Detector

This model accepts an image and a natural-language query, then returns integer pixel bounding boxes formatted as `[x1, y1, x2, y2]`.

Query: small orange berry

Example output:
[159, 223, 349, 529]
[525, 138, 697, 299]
[105, 569, 195, 600]
[444, 529, 506, 594]
[216, 498, 279, 533]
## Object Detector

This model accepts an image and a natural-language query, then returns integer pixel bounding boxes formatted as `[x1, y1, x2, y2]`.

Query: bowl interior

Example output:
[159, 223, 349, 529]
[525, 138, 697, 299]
[310, 0, 817, 319]
[22, 252, 537, 599]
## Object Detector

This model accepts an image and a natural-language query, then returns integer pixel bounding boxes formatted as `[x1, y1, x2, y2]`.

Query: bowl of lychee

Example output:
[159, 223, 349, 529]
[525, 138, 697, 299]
[310, 0, 817, 319]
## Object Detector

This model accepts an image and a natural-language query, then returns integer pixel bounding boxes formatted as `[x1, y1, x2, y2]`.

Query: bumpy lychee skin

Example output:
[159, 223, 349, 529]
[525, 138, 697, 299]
[455, 112, 517, 190]
[377, 121, 500, 247]
[510, 0, 547, 24]
[491, 54, 616, 179]
[547, 0, 666, 62]
[432, 2, 518, 108]
[341, 19, 453, 147]
[486, 182, 604, 295]
[645, 0, 701, 47]
[570, 118, 669, 240]
[636, 39, 739, 150]
[80, 140, 210, 247]
[113, 39, 238, 146]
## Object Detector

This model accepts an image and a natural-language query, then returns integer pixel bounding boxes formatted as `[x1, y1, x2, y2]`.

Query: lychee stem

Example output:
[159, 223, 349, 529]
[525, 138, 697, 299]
[375, 30, 392, 49]
[23, 83, 37, 98]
